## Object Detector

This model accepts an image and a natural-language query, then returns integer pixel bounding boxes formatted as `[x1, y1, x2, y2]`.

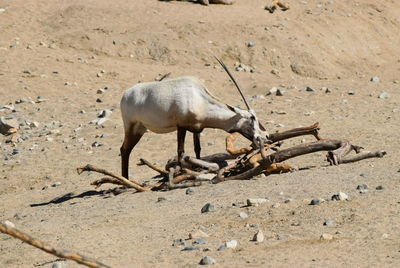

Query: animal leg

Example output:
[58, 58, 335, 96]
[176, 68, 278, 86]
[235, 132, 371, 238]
[120, 123, 146, 179]
[193, 132, 201, 159]
[177, 127, 187, 164]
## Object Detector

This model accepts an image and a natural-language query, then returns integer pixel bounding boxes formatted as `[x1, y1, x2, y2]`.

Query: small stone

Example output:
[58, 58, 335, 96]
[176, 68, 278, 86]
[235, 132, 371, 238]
[310, 198, 322, 205]
[246, 41, 256, 47]
[181, 246, 199, 251]
[199, 256, 216, 265]
[323, 219, 334, 227]
[172, 238, 185, 247]
[320, 233, 333, 240]
[331, 192, 348, 201]
[2, 220, 15, 228]
[97, 88, 106, 94]
[252, 230, 264, 242]
[239, 212, 248, 219]
[79, 110, 86, 114]
[51, 182, 62, 187]
[91, 141, 102, 147]
[348, 90, 355, 95]
[357, 184, 369, 194]
[360, 173, 368, 177]
[276, 89, 288, 96]
[97, 109, 112, 118]
[51, 263, 67, 268]
[207, 141, 214, 146]
[276, 234, 289, 240]
[370, 76, 380, 83]
[29, 121, 40, 128]
[272, 203, 280, 208]
[96, 98, 103, 103]
[217, 245, 226, 251]
[157, 197, 166, 202]
[321, 87, 331, 93]
[193, 238, 206, 245]
[305, 86, 315, 92]
[284, 198, 293, 203]
[0, 116, 19, 135]
[201, 203, 215, 213]
[224, 240, 238, 249]
[378, 92, 390, 99]
[267, 87, 278, 95]
[189, 230, 209, 239]
[186, 188, 195, 195]
[376, 185, 385, 190]
[247, 198, 268, 207]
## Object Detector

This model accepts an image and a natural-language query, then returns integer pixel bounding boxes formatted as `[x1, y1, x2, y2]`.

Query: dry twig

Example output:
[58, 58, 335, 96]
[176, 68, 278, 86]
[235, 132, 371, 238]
[0, 223, 110, 268]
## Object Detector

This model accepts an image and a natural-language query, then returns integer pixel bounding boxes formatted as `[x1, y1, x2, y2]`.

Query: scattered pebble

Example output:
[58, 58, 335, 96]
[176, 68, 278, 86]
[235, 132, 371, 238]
[97, 109, 112, 118]
[91, 141, 102, 147]
[246, 41, 256, 47]
[224, 240, 238, 249]
[276, 234, 289, 240]
[186, 188, 195, 195]
[193, 238, 206, 245]
[199, 256, 216, 265]
[378, 92, 390, 99]
[247, 198, 268, 207]
[267, 87, 278, 95]
[376, 185, 385, 190]
[357, 184, 369, 194]
[271, 203, 280, 208]
[323, 219, 334, 227]
[320, 233, 333, 240]
[276, 89, 288, 96]
[172, 238, 185, 247]
[52, 263, 67, 268]
[96, 98, 103, 103]
[331, 192, 348, 201]
[310, 198, 323, 205]
[252, 230, 264, 242]
[305, 86, 315, 92]
[51, 182, 62, 187]
[239, 212, 248, 219]
[96, 118, 109, 126]
[181, 246, 199, 251]
[157, 197, 166, 202]
[201, 203, 215, 213]
[370, 76, 380, 83]
[348, 90, 355, 95]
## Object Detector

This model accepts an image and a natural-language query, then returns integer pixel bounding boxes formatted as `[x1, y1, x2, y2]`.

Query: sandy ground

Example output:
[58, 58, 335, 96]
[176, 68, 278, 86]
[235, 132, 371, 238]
[1, 0, 400, 267]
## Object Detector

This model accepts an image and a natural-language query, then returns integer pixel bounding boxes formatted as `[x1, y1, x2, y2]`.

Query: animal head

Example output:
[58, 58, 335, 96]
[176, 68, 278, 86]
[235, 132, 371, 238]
[228, 105, 269, 145]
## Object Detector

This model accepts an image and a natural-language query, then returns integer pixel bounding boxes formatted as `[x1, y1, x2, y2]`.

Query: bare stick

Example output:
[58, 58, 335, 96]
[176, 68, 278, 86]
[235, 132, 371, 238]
[156, 72, 171, 82]
[0, 223, 111, 268]
[77, 164, 150, 192]
[269, 122, 321, 142]
[339, 150, 387, 164]
[137, 158, 168, 175]
[90, 177, 125, 188]
[184, 156, 220, 172]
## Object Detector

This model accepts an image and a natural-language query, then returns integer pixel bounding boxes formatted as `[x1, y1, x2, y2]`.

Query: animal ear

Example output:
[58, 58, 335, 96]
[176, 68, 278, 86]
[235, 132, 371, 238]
[258, 122, 266, 131]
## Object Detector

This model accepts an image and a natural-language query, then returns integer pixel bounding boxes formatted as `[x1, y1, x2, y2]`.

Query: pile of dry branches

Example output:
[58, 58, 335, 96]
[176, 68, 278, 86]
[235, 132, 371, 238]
[77, 122, 386, 193]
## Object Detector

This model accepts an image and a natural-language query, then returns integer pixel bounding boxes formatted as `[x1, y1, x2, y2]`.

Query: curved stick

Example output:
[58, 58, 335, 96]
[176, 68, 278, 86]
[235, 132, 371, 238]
[77, 164, 150, 192]
[0, 223, 111, 268]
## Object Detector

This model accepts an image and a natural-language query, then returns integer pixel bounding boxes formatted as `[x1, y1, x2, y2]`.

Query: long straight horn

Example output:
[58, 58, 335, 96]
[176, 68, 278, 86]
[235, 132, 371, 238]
[214, 56, 251, 111]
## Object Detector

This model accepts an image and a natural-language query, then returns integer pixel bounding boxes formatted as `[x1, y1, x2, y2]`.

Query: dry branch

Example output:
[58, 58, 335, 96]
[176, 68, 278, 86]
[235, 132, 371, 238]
[77, 164, 150, 192]
[0, 223, 111, 268]
[79, 123, 386, 192]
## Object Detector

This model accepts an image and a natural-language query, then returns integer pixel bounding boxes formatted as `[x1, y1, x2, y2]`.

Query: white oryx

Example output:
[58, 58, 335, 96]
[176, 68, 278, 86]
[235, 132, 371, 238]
[120, 59, 269, 178]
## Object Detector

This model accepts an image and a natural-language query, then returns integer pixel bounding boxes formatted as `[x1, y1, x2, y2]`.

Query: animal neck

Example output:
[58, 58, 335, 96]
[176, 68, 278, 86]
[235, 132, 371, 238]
[203, 103, 240, 132]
